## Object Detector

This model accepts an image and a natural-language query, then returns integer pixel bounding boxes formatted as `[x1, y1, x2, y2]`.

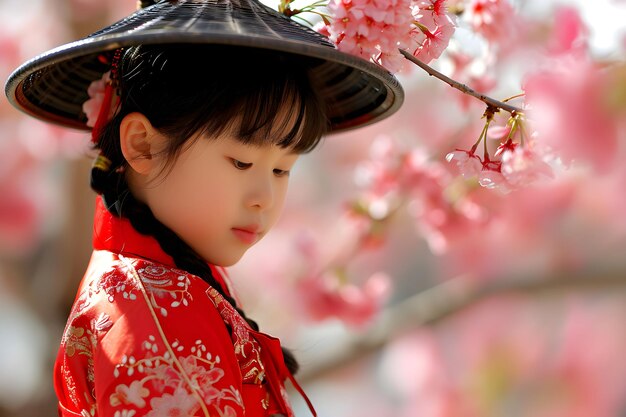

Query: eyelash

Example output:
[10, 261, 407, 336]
[232, 159, 252, 170]
[231, 159, 290, 177]
[273, 168, 290, 178]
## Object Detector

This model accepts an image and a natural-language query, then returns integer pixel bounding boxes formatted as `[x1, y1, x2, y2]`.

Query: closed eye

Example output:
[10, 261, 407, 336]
[273, 169, 290, 178]
[231, 159, 252, 170]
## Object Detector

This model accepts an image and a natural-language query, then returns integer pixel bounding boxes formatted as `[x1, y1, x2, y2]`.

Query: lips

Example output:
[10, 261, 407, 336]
[232, 226, 260, 244]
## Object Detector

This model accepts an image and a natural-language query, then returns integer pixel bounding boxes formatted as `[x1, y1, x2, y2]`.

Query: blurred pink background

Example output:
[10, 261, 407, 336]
[1, 1, 625, 416]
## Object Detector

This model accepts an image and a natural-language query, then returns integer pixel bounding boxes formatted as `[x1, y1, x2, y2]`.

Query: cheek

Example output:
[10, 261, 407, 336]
[268, 182, 290, 225]
[147, 181, 193, 232]
[147, 171, 205, 226]
[149, 166, 239, 229]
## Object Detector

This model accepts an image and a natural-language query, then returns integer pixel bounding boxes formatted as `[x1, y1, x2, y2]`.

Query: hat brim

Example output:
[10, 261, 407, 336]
[5, 0, 404, 134]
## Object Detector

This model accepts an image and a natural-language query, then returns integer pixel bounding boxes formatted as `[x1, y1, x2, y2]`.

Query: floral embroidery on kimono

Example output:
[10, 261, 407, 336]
[54, 197, 312, 417]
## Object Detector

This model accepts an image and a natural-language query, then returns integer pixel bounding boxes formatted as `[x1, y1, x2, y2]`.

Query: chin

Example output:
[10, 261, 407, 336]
[206, 252, 246, 268]
[215, 259, 239, 268]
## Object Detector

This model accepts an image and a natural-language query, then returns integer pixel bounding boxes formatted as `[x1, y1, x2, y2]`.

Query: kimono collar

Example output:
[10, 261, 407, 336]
[92, 195, 229, 294]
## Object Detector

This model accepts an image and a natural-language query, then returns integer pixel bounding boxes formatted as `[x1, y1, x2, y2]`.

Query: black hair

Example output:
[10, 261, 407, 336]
[91, 44, 330, 375]
[138, 0, 158, 8]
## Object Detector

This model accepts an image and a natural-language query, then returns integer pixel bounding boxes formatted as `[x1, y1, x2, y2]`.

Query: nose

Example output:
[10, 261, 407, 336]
[246, 173, 274, 210]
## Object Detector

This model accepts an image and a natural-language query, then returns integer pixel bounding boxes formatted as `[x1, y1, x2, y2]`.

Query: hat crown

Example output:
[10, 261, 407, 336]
[90, 0, 335, 48]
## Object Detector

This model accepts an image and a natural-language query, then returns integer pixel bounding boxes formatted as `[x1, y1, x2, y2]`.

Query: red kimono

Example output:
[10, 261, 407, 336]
[54, 196, 314, 417]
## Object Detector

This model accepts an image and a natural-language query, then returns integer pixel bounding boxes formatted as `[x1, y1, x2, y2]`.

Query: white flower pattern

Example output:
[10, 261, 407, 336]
[59, 253, 294, 416]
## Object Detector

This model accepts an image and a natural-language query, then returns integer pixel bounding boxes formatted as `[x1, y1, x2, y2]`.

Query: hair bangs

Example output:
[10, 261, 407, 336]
[233, 75, 327, 153]
[112, 45, 329, 169]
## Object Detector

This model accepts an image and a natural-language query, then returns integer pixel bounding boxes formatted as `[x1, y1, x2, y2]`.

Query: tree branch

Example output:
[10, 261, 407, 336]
[298, 269, 626, 382]
[399, 49, 524, 114]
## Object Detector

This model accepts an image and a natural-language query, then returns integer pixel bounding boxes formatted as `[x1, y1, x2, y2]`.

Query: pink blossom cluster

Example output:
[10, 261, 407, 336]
[0, 3, 94, 257]
[380, 295, 626, 417]
[446, 115, 554, 192]
[519, 6, 623, 174]
[547, 6, 589, 56]
[349, 90, 626, 281]
[466, 0, 518, 44]
[321, 0, 414, 72]
[524, 59, 623, 173]
[291, 215, 392, 327]
[231, 211, 393, 328]
[4, 1, 626, 414]
[297, 270, 390, 327]
[319, 0, 456, 72]
[409, 0, 456, 64]
[354, 135, 486, 255]
[445, 5, 623, 191]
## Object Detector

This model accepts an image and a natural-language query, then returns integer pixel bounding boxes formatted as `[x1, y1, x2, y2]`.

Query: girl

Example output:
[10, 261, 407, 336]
[5, 1, 403, 416]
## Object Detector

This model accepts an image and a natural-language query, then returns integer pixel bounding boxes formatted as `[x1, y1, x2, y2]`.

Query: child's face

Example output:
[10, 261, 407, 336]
[137, 133, 299, 266]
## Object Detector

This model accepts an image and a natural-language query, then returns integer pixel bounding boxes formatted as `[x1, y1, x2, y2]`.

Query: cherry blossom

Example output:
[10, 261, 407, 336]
[500, 146, 553, 187]
[410, 18, 456, 64]
[296, 270, 390, 327]
[3, 2, 626, 416]
[477, 162, 509, 191]
[439, 169, 626, 281]
[379, 330, 464, 417]
[466, 0, 518, 44]
[0, 121, 64, 256]
[445, 149, 482, 178]
[380, 296, 626, 417]
[409, 0, 456, 64]
[524, 58, 619, 173]
[444, 110, 557, 192]
[411, 0, 450, 28]
[320, 0, 456, 70]
[522, 11, 623, 173]
[446, 147, 510, 192]
[548, 6, 589, 56]
[323, 0, 414, 72]
[288, 210, 392, 326]
[399, 152, 488, 254]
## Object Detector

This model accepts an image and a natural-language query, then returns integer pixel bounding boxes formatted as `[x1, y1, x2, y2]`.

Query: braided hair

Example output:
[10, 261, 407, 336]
[90, 44, 328, 375]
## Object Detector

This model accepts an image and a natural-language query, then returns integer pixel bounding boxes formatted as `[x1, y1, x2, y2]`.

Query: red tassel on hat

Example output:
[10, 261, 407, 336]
[91, 49, 123, 144]
[91, 82, 115, 144]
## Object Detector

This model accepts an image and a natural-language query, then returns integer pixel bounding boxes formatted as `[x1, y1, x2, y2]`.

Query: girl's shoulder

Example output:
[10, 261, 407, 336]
[73, 250, 258, 370]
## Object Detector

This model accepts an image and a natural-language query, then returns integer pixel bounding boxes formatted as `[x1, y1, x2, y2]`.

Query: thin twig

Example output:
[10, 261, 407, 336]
[298, 269, 626, 382]
[399, 49, 524, 114]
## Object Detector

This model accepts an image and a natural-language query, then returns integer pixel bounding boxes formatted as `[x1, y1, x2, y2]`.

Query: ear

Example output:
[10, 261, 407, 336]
[119, 112, 164, 175]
